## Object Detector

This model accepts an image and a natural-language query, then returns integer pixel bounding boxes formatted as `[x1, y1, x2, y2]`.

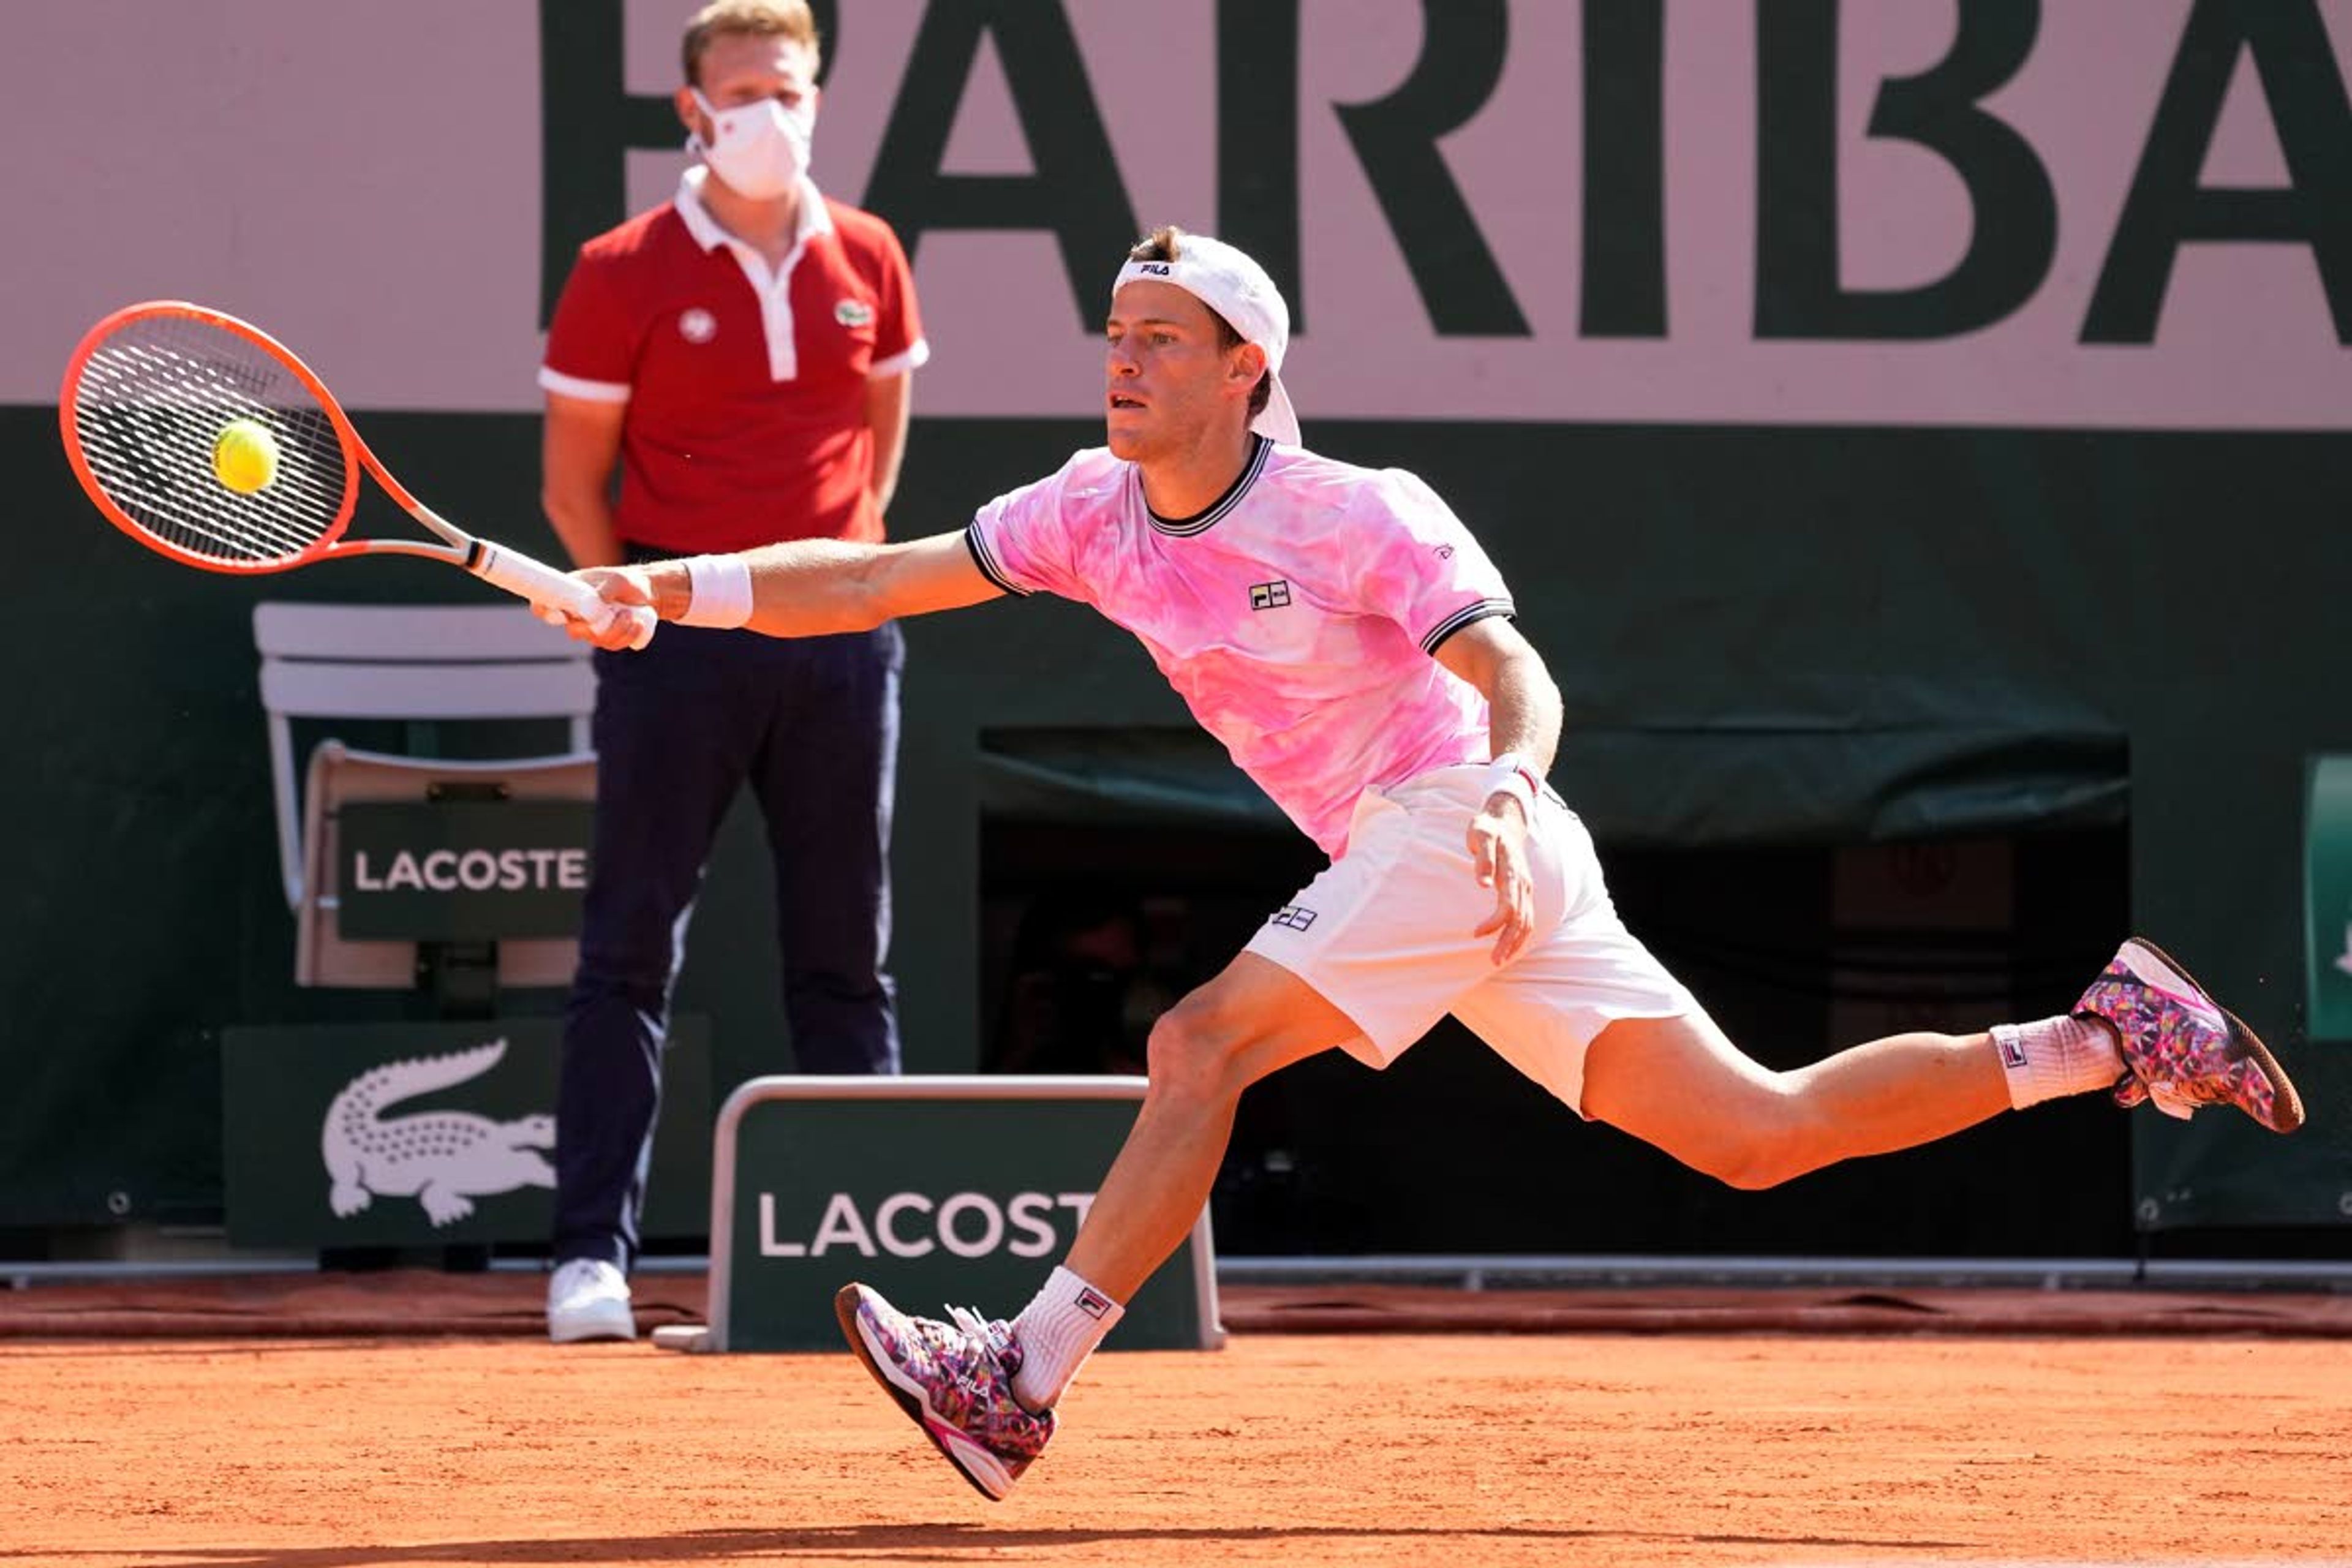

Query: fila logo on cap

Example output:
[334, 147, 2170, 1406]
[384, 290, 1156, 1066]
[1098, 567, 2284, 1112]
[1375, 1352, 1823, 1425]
[1137, 262, 1172, 276]
[678, 307, 717, 345]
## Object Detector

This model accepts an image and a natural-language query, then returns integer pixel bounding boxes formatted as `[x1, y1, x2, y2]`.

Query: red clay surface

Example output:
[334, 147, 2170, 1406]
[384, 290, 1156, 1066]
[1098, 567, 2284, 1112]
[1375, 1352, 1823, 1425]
[2, 1306, 2347, 1566]
[6, 1271, 2351, 1341]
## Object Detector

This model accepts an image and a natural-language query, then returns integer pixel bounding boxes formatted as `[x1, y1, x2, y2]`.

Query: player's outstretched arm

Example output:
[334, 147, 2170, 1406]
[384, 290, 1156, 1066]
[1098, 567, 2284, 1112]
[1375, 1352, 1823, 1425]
[734, 530, 1003, 635]
[559, 530, 1000, 648]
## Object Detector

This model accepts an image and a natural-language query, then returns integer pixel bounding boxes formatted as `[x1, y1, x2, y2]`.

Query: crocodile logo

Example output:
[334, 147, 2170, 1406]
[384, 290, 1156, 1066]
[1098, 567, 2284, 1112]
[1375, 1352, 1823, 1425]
[322, 1039, 556, 1227]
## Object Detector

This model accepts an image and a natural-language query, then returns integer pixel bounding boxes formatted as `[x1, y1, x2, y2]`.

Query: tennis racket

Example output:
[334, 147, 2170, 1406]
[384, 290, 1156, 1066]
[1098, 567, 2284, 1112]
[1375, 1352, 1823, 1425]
[59, 300, 654, 649]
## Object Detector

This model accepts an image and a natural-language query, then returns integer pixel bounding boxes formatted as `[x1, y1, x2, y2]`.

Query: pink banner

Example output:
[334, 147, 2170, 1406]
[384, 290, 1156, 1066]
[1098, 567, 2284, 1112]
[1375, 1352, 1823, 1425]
[6, 0, 2346, 428]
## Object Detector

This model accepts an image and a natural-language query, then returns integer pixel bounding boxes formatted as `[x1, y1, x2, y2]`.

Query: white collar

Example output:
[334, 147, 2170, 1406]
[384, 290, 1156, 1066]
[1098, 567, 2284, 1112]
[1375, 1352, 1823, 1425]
[675, 166, 831, 255]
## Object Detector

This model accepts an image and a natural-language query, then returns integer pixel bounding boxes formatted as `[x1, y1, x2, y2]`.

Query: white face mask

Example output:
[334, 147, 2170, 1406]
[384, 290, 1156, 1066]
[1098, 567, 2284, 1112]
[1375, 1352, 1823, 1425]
[689, 88, 813, 201]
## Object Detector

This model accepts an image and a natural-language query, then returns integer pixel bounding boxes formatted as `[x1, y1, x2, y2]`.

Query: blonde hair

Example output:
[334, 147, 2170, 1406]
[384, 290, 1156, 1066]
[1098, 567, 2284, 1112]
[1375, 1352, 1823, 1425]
[682, 1, 820, 88]
[1127, 225, 1272, 420]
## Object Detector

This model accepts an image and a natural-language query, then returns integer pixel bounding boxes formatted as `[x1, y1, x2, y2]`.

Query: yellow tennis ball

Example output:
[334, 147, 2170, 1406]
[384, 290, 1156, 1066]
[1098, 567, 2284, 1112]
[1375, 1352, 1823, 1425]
[212, 418, 281, 494]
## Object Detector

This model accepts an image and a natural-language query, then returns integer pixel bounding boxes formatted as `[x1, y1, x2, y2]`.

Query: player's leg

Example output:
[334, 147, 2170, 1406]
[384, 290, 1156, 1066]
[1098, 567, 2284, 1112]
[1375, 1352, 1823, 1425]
[837, 778, 1510, 1498]
[1005, 953, 1357, 1408]
[1458, 815, 2301, 1189]
[1581, 930, 2304, 1185]
[751, 622, 903, 1074]
[1065, 951, 1360, 1297]
[836, 951, 1360, 1499]
[1578, 1008, 2015, 1189]
[552, 631, 753, 1338]
[1456, 925, 2022, 1187]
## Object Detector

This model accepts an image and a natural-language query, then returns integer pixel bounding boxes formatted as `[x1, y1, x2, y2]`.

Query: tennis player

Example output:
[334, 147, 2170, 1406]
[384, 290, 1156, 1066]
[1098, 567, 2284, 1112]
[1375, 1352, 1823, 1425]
[552, 227, 2304, 1502]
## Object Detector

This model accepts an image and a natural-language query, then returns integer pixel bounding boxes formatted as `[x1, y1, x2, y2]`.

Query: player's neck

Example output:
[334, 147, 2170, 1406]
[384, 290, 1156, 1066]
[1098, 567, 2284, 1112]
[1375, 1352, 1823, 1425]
[701, 179, 804, 266]
[1137, 425, 1257, 521]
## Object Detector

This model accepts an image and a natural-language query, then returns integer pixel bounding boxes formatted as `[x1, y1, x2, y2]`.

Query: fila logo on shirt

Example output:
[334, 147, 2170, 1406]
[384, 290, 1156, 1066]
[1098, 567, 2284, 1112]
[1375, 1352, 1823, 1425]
[1268, 905, 1317, 932]
[1249, 579, 1292, 611]
[678, 307, 718, 345]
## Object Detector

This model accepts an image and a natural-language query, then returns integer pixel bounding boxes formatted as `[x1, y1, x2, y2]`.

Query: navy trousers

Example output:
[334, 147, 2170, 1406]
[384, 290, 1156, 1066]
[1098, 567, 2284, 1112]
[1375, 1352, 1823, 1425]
[554, 619, 903, 1268]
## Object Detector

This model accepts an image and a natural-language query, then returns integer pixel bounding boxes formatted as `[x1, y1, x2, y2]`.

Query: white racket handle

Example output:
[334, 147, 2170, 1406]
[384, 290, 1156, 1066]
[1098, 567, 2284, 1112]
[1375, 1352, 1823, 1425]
[470, 540, 656, 650]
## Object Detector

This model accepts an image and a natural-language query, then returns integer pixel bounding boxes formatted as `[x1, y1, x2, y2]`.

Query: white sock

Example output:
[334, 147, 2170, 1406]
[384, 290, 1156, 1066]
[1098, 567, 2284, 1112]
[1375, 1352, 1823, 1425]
[1992, 1015, 2124, 1109]
[1010, 1265, 1125, 1414]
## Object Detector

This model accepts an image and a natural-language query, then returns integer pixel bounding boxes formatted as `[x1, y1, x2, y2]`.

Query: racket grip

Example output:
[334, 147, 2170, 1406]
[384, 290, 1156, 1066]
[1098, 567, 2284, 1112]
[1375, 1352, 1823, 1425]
[470, 541, 657, 651]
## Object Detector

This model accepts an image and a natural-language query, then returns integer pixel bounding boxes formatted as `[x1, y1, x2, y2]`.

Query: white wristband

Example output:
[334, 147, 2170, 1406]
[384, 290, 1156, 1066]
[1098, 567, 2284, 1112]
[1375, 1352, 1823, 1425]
[677, 554, 755, 629]
[1480, 752, 1541, 818]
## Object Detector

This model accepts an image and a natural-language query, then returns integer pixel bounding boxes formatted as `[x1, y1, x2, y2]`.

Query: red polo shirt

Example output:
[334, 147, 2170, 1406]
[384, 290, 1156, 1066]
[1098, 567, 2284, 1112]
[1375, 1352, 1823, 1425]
[540, 170, 927, 554]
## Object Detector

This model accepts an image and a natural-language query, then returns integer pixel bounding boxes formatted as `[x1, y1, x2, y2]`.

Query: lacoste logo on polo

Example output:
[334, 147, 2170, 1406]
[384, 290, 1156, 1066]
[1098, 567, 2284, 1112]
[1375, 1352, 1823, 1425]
[835, 298, 875, 328]
[679, 307, 717, 344]
[1076, 1286, 1114, 1319]
[1249, 580, 1291, 611]
[1268, 905, 1317, 932]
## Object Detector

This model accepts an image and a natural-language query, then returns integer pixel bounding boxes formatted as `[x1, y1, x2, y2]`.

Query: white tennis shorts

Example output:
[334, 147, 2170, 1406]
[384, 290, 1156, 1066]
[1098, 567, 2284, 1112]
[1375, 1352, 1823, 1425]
[1243, 765, 1696, 1114]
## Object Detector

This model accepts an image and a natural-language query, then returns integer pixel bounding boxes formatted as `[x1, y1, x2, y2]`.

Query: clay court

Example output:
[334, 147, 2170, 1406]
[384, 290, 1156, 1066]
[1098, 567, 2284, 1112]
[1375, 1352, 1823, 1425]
[5, 1276, 2348, 1567]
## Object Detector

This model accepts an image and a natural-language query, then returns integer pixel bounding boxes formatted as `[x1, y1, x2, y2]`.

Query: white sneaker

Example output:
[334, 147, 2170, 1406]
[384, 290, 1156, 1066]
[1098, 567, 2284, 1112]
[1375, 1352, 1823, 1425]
[547, 1258, 636, 1343]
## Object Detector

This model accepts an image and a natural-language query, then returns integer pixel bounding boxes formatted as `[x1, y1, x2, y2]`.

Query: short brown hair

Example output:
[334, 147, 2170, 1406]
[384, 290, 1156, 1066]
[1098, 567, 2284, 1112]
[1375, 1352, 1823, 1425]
[1128, 225, 1272, 421]
[682, 1, 820, 89]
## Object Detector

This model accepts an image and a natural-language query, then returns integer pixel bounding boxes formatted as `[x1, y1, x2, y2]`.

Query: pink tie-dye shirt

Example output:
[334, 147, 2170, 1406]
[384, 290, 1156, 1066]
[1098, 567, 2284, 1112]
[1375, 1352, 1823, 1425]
[966, 438, 1515, 858]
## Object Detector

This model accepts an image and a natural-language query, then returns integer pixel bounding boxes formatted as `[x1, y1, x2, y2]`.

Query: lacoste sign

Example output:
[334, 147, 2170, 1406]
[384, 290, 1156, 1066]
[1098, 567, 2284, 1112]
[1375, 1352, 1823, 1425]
[756, 1189, 1099, 1261]
[350, 848, 586, 895]
[337, 801, 595, 941]
[223, 1017, 714, 1248]
[324, 1038, 556, 1227]
[706, 1077, 1219, 1351]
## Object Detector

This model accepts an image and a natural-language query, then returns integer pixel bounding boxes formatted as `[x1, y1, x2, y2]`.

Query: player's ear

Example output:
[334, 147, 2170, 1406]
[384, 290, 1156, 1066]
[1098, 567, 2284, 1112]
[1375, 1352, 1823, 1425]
[675, 86, 707, 140]
[1231, 341, 1268, 393]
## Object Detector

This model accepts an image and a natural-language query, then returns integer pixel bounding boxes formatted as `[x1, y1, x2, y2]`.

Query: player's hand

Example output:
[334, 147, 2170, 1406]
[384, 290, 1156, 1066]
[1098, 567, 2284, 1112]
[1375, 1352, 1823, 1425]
[537, 566, 658, 650]
[1468, 794, 1535, 965]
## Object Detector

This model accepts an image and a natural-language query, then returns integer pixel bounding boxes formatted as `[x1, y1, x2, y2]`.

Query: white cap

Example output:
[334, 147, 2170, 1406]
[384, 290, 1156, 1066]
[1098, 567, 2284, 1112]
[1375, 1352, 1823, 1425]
[1111, 233, 1299, 446]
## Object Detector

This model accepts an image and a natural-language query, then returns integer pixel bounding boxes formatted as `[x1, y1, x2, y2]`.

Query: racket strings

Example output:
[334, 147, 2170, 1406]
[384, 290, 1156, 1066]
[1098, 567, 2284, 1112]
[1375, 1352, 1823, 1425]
[78, 355, 331, 560]
[69, 315, 350, 567]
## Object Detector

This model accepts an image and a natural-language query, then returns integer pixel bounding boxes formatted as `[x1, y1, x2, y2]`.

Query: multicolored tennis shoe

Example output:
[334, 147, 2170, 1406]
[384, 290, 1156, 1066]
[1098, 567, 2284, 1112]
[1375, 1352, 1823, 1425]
[2075, 937, 2303, 1133]
[835, 1282, 1055, 1501]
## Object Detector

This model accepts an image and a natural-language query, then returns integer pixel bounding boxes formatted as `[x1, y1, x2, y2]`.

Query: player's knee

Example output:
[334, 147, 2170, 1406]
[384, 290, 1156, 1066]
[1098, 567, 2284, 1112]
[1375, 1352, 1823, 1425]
[1710, 1149, 1797, 1191]
[1660, 1087, 1826, 1191]
[1143, 998, 1248, 1104]
[1702, 1114, 1822, 1191]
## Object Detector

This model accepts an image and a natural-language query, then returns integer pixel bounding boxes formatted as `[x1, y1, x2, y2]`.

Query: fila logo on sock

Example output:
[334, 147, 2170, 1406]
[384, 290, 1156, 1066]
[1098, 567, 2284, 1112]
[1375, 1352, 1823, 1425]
[1998, 1035, 2028, 1069]
[1076, 1286, 1114, 1319]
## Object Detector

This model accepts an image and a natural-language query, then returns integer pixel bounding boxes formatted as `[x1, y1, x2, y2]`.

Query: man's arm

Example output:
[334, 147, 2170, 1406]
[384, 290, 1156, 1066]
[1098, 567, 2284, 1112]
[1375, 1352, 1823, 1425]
[541, 392, 628, 568]
[1436, 616, 1562, 963]
[1436, 616, 1562, 776]
[738, 530, 1001, 634]
[864, 371, 911, 519]
[570, 529, 1003, 646]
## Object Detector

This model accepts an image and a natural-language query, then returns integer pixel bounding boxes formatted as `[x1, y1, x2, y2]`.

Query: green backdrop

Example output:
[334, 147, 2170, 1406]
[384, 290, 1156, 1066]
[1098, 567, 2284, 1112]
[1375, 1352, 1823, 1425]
[4, 406, 2346, 1238]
